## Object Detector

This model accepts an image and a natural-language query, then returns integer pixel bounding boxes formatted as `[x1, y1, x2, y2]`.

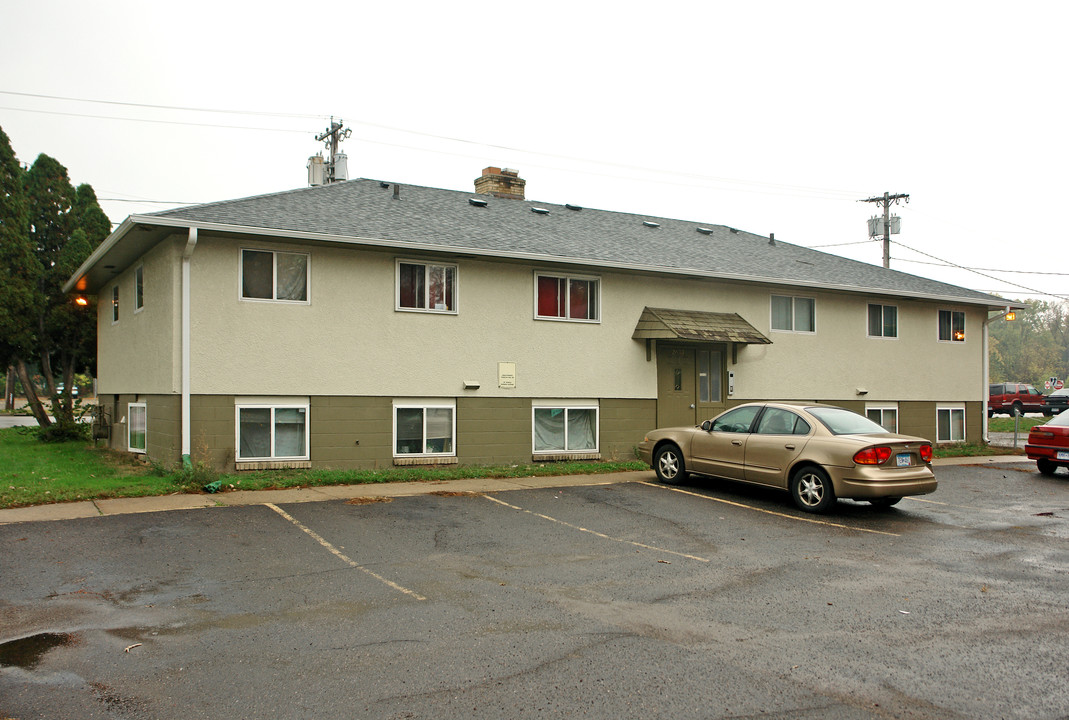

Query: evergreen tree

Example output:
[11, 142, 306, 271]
[0, 134, 106, 431]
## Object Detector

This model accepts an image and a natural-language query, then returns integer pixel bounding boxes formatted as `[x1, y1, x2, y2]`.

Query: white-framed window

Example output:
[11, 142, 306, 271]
[866, 404, 899, 432]
[128, 402, 146, 453]
[771, 294, 815, 332]
[394, 400, 456, 456]
[938, 309, 965, 342]
[236, 399, 309, 461]
[937, 406, 965, 443]
[868, 303, 897, 338]
[240, 248, 309, 303]
[532, 403, 599, 453]
[535, 272, 600, 322]
[134, 265, 144, 313]
[396, 260, 457, 313]
[111, 285, 119, 324]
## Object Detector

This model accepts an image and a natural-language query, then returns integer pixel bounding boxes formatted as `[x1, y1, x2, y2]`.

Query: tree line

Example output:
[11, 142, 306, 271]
[989, 299, 1069, 390]
[1, 125, 108, 436]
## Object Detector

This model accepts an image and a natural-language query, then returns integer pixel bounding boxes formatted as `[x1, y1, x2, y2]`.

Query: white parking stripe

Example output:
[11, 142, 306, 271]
[483, 494, 710, 562]
[639, 482, 901, 537]
[265, 503, 427, 601]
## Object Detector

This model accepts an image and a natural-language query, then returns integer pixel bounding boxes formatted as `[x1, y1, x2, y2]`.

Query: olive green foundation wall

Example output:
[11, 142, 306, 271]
[95, 395, 980, 473]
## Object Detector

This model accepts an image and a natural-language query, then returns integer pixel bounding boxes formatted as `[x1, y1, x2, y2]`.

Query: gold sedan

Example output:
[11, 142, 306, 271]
[637, 402, 936, 513]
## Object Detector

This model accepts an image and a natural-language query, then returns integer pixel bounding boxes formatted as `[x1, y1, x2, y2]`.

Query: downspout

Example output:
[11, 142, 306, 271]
[982, 307, 1015, 443]
[181, 228, 198, 470]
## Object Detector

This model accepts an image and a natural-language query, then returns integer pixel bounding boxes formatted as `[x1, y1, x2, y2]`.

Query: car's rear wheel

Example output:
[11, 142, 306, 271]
[790, 466, 835, 513]
[869, 497, 902, 509]
[1037, 459, 1060, 476]
[654, 444, 688, 485]
[1012, 401, 1024, 416]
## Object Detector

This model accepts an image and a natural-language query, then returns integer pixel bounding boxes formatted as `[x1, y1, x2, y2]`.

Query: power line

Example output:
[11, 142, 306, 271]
[0, 105, 309, 134]
[0, 89, 324, 120]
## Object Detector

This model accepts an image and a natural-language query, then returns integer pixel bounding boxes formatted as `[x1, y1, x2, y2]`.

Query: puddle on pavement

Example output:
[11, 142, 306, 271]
[0, 632, 80, 669]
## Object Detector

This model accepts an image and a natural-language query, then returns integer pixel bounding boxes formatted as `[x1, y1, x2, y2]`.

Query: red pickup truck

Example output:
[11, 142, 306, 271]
[989, 382, 1050, 417]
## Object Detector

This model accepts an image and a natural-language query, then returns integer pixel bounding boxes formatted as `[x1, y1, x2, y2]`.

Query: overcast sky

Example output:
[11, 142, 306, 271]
[2, 1, 1065, 302]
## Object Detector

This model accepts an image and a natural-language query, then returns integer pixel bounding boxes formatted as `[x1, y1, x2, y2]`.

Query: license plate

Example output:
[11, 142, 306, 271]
[896, 453, 912, 467]
[1057, 451, 1069, 461]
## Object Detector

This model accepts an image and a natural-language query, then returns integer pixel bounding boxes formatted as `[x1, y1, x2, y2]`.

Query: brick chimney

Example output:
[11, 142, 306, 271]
[474, 167, 526, 200]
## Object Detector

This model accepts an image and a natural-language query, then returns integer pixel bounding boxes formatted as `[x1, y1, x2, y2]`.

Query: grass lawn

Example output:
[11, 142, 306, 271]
[0, 427, 647, 510]
[1, 418, 1033, 510]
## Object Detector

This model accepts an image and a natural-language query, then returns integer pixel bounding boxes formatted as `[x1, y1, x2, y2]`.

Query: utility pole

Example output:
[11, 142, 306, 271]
[314, 117, 352, 184]
[860, 192, 909, 268]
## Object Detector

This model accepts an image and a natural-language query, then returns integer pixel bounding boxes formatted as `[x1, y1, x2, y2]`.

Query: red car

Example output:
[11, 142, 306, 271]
[1024, 412, 1069, 476]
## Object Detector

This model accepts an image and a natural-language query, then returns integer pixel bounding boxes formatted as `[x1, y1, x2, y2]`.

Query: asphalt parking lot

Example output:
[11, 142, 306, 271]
[2, 461, 1067, 720]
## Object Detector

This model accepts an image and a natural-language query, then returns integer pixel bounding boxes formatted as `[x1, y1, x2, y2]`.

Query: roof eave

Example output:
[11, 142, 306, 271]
[67, 216, 1016, 309]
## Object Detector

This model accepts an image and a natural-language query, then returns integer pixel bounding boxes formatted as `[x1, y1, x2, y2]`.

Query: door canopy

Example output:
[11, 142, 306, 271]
[632, 307, 772, 345]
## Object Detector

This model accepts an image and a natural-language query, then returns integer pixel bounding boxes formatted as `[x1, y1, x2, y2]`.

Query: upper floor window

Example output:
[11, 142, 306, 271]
[771, 294, 814, 332]
[938, 310, 965, 342]
[134, 265, 144, 312]
[111, 285, 119, 323]
[868, 303, 897, 338]
[397, 260, 457, 313]
[536, 273, 599, 322]
[241, 249, 309, 302]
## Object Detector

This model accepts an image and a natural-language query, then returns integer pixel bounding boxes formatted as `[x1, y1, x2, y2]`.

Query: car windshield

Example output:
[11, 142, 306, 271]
[806, 406, 889, 435]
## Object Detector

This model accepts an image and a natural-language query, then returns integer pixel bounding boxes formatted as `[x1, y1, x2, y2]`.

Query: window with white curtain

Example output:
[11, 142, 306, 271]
[241, 249, 309, 302]
[128, 402, 146, 453]
[397, 260, 457, 313]
[771, 294, 814, 332]
[236, 403, 309, 460]
[533, 406, 598, 453]
[394, 402, 455, 456]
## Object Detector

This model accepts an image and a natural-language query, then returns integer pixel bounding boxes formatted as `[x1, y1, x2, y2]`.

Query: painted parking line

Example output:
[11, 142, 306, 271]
[639, 482, 900, 537]
[483, 494, 710, 562]
[265, 503, 426, 601]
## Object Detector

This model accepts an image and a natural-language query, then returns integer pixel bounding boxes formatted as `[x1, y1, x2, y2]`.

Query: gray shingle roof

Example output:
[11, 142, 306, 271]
[139, 178, 1003, 306]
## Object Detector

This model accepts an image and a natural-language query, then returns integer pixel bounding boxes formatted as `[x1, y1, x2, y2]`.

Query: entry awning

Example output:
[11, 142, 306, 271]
[632, 307, 772, 344]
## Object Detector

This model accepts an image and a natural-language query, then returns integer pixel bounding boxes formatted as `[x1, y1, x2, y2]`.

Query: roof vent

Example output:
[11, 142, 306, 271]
[531, 207, 550, 215]
[379, 182, 390, 189]
[643, 221, 660, 228]
[696, 227, 714, 235]
[565, 204, 583, 211]
[769, 232, 776, 246]
[468, 198, 488, 207]
[729, 227, 739, 234]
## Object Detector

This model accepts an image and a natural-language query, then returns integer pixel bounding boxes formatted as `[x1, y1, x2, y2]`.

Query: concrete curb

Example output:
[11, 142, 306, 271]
[0, 455, 1036, 526]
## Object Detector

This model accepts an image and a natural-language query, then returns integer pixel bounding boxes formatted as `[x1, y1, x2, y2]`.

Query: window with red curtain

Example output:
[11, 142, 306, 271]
[537, 274, 598, 320]
[537, 275, 564, 317]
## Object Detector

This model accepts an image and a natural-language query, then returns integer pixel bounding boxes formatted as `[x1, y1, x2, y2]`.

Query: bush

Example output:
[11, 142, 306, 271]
[37, 420, 91, 443]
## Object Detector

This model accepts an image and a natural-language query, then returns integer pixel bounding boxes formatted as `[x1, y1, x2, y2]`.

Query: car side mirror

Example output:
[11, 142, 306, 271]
[701, 420, 713, 432]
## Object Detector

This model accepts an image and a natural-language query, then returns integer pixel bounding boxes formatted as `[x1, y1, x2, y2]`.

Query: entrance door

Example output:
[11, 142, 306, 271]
[657, 343, 727, 428]
[657, 345, 696, 428]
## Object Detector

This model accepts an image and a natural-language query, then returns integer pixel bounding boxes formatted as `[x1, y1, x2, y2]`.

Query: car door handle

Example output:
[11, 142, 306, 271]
[731, 440, 743, 446]
[784, 444, 796, 450]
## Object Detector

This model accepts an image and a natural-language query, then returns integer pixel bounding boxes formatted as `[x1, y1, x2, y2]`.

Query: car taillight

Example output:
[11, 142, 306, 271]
[854, 446, 893, 465]
[919, 444, 932, 463]
[1032, 431, 1055, 438]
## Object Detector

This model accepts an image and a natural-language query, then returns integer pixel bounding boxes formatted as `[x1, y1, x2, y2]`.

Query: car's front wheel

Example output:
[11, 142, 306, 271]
[790, 465, 835, 513]
[654, 444, 688, 485]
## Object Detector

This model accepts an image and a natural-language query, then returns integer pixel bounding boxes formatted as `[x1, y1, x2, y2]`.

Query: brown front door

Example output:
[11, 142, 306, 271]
[657, 345, 696, 428]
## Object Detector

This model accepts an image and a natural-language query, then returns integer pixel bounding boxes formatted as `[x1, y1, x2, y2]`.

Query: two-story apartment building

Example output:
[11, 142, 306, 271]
[65, 168, 1011, 471]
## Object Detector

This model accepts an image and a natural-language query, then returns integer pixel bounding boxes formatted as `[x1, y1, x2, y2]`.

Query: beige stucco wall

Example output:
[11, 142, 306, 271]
[96, 238, 180, 395]
[101, 231, 987, 405]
